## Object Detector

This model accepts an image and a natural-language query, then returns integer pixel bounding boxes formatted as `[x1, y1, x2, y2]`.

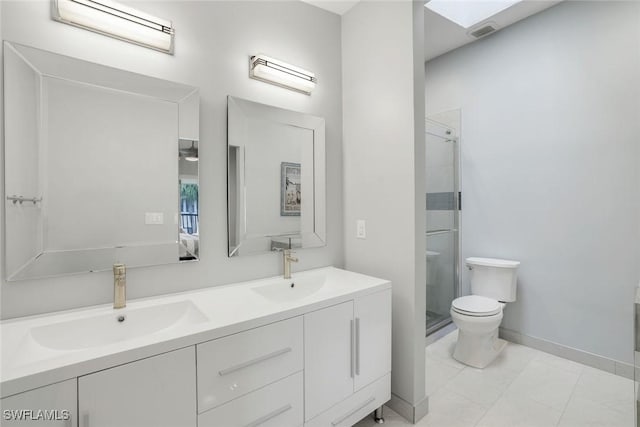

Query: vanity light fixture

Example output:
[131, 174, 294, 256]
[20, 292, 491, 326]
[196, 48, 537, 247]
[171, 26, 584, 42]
[51, 0, 175, 54]
[249, 54, 317, 95]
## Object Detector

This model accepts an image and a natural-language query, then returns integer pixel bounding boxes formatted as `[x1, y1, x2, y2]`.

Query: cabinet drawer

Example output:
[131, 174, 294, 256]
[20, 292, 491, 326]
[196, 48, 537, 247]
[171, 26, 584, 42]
[198, 372, 303, 427]
[304, 374, 390, 427]
[197, 316, 303, 413]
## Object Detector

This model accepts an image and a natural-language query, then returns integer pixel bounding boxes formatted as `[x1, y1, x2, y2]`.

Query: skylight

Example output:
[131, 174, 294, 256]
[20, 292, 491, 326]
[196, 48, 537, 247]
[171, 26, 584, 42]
[425, 0, 523, 29]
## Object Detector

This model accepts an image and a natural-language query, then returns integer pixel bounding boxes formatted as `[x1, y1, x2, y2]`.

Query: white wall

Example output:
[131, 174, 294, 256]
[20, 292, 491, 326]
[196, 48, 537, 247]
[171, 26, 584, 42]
[44, 78, 178, 250]
[0, 0, 343, 319]
[426, 1, 640, 363]
[343, 1, 427, 421]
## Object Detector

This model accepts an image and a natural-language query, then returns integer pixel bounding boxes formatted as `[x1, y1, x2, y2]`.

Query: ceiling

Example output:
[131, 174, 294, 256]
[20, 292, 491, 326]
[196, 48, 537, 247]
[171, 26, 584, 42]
[424, 0, 562, 61]
[299, 0, 360, 15]
[301, 0, 562, 62]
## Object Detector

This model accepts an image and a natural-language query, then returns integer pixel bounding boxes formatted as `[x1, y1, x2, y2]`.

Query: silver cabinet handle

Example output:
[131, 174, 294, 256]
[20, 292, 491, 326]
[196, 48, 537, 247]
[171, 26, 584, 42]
[331, 397, 375, 426]
[635, 301, 640, 352]
[355, 317, 361, 376]
[244, 404, 292, 427]
[218, 347, 292, 376]
[350, 320, 355, 378]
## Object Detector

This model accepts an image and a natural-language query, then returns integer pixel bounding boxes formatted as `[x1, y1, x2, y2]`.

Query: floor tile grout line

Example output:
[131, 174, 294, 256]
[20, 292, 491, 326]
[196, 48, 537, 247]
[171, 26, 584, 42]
[436, 387, 491, 427]
[473, 355, 538, 425]
[570, 369, 636, 418]
[426, 364, 468, 399]
[533, 351, 591, 377]
[554, 366, 585, 426]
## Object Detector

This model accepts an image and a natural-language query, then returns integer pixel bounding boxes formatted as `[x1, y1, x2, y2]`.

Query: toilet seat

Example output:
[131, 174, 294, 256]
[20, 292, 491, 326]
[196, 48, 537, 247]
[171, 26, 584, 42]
[451, 295, 502, 317]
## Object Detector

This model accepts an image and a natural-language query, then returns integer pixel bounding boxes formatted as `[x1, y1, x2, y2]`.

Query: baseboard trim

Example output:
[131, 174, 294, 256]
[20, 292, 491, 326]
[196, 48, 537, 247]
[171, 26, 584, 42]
[499, 327, 634, 380]
[387, 392, 429, 423]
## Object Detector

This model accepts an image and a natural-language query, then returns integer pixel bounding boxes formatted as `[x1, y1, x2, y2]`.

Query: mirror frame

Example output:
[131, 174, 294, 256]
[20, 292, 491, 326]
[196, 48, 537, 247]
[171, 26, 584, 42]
[227, 96, 326, 257]
[3, 41, 200, 281]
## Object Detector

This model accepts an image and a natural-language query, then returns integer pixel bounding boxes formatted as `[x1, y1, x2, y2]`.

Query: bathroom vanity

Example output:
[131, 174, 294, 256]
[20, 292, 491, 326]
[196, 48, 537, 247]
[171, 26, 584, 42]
[0, 267, 391, 427]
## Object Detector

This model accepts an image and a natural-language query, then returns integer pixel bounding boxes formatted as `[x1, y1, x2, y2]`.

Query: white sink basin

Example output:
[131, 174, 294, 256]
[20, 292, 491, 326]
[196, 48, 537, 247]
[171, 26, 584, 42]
[29, 300, 208, 351]
[251, 273, 326, 302]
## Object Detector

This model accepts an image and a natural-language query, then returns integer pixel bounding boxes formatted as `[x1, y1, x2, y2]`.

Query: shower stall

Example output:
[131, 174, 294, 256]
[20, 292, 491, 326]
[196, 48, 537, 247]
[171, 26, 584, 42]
[425, 113, 461, 336]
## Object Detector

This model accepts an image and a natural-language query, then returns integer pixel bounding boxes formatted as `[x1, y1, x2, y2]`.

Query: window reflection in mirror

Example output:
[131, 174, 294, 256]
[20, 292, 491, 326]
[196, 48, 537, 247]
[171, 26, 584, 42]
[179, 141, 199, 261]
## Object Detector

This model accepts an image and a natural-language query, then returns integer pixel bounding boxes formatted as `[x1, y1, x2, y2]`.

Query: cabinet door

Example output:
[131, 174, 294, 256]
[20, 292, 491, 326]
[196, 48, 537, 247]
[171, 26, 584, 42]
[354, 289, 392, 391]
[1, 379, 77, 427]
[78, 347, 196, 427]
[304, 301, 354, 421]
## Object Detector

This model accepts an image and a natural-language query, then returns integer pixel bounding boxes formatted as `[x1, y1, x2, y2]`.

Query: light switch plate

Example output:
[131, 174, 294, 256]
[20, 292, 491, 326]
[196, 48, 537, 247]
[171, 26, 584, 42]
[145, 212, 164, 225]
[356, 219, 366, 239]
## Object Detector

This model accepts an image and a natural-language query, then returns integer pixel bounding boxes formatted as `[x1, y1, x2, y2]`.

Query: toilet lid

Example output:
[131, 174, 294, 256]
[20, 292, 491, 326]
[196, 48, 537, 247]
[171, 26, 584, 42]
[452, 295, 501, 316]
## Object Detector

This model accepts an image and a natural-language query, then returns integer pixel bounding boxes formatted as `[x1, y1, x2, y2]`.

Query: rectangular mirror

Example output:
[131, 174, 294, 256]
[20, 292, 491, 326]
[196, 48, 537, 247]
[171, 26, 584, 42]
[3, 42, 200, 281]
[227, 96, 326, 256]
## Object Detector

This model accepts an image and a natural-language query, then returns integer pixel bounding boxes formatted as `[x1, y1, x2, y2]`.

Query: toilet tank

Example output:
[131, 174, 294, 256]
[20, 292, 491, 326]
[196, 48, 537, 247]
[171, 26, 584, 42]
[467, 257, 520, 302]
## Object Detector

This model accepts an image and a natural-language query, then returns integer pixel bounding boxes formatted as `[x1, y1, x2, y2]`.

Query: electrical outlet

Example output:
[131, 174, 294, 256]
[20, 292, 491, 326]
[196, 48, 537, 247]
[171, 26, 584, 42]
[356, 220, 366, 239]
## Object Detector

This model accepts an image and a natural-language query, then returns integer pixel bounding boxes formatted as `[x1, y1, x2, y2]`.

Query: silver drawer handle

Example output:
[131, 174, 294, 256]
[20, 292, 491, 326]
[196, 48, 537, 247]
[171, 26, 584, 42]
[218, 347, 292, 376]
[244, 404, 292, 427]
[331, 397, 375, 426]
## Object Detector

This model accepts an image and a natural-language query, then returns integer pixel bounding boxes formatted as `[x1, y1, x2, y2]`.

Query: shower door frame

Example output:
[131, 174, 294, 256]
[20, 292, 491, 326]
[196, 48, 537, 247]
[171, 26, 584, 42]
[425, 118, 461, 336]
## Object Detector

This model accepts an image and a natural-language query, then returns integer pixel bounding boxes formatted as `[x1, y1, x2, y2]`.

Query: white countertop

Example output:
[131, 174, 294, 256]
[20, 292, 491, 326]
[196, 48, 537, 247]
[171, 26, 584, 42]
[1, 267, 390, 398]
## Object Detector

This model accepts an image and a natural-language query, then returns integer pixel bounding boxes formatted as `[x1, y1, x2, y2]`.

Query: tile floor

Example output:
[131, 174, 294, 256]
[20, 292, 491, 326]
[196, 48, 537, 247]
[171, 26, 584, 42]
[355, 330, 635, 427]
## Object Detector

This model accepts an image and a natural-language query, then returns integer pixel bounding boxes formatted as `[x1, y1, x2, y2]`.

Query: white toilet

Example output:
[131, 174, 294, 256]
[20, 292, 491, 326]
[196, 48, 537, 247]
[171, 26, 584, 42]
[450, 257, 520, 368]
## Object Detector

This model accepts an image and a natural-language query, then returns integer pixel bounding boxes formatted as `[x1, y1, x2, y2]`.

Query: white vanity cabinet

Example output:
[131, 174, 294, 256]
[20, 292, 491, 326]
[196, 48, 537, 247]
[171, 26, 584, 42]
[1, 269, 392, 427]
[304, 289, 392, 426]
[1, 379, 77, 427]
[78, 347, 196, 427]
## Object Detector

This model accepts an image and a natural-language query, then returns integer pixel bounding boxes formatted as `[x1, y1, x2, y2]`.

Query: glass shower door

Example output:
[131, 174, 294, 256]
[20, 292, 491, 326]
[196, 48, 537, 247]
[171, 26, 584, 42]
[425, 119, 460, 336]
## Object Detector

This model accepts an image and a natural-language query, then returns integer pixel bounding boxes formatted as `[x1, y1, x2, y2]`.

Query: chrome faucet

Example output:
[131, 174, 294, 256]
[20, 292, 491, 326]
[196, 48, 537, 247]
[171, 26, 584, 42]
[283, 249, 298, 280]
[113, 263, 126, 309]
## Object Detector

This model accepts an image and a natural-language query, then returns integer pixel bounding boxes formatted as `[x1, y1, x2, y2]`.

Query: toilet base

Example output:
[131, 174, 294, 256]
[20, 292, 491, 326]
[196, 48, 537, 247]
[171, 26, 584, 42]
[453, 329, 507, 368]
